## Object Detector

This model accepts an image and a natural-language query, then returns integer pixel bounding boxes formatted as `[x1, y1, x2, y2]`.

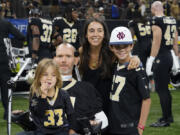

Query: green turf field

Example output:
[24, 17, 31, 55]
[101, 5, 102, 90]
[0, 89, 180, 135]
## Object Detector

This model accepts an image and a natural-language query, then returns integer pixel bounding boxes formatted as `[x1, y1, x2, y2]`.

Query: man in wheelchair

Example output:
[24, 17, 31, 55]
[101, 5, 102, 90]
[12, 43, 108, 135]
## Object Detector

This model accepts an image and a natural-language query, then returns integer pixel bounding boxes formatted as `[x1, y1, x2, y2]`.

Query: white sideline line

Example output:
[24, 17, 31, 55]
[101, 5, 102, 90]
[13, 91, 29, 95]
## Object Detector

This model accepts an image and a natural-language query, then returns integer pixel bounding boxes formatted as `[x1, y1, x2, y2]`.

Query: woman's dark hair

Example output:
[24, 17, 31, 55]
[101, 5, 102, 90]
[79, 17, 113, 79]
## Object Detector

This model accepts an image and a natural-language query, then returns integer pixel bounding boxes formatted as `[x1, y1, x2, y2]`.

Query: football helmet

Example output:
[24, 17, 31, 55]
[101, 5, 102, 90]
[170, 69, 180, 87]
[109, 26, 133, 45]
[26, 63, 37, 84]
[26, 69, 35, 84]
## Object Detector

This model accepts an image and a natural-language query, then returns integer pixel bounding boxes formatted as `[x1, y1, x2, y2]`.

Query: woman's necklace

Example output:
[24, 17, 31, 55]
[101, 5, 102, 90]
[89, 48, 101, 69]
[89, 55, 100, 69]
[91, 60, 99, 69]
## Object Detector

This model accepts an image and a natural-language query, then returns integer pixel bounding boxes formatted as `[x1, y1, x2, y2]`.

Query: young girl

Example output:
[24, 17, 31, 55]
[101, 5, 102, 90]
[18, 58, 76, 135]
[108, 27, 151, 135]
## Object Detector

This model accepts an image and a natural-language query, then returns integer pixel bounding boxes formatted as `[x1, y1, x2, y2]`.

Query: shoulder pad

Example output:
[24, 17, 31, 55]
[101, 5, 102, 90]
[40, 18, 52, 25]
[53, 17, 62, 22]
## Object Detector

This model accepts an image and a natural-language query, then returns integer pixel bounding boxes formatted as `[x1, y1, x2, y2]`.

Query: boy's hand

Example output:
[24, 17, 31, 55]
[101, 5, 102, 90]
[138, 127, 143, 135]
[90, 120, 99, 125]
[128, 55, 140, 70]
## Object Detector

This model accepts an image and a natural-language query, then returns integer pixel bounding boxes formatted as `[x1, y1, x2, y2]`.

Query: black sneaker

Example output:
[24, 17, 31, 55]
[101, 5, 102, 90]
[167, 117, 174, 123]
[150, 120, 170, 127]
[158, 117, 174, 123]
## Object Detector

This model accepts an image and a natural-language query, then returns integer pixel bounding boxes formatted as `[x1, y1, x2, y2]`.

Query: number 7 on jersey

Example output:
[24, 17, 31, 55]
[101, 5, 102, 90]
[110, 76, 126, 102]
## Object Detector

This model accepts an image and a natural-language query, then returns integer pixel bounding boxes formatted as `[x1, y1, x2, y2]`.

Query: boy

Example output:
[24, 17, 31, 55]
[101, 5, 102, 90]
[108, 26, 151, 135]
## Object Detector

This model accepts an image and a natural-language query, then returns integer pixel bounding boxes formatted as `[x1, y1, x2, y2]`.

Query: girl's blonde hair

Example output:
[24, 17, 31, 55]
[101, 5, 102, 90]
[30, 58, 62, 97]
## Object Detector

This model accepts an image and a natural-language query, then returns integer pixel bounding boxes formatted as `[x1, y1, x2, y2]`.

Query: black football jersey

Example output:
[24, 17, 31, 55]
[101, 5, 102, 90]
[151, 16, 177, 53]
[53, 17, 80, 49]
[128, 19, 151, 43]
[62, 79, 102, 119]
[128, 19, 152, 66]
[29, 88, 74, 134]
[27, 17, 53, 48]
[109, 63, 150, 134]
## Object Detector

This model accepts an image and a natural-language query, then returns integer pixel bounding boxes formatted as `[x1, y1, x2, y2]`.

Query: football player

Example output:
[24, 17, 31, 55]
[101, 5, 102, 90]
[128, 11, 152, 68]
[109, 26, 151, 135]
[146, 1, 179, 127]
[27, 8, 54, 62]
[53, 4, 81, 50]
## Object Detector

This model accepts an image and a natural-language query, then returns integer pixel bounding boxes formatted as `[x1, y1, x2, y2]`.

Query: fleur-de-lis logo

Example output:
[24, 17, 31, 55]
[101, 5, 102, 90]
[117, 32, 125, 40]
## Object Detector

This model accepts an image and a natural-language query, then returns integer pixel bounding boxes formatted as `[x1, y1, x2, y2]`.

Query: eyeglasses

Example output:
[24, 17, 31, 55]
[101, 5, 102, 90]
[110, 45, 130, 50]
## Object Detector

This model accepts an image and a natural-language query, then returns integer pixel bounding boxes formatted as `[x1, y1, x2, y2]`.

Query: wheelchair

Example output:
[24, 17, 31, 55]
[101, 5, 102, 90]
[76, 117, 102, 135]
[12, 111, 102, 135]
